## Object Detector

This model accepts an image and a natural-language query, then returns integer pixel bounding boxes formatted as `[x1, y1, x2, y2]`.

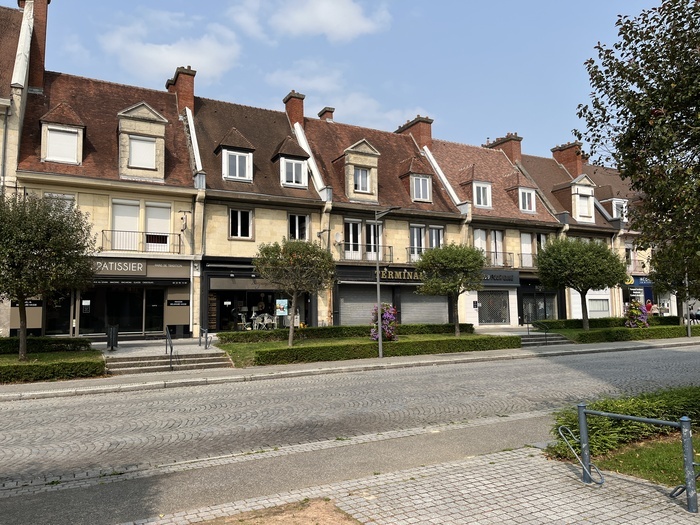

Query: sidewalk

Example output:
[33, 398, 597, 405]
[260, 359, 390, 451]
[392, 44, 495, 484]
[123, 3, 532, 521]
[2, 334, 699, 402]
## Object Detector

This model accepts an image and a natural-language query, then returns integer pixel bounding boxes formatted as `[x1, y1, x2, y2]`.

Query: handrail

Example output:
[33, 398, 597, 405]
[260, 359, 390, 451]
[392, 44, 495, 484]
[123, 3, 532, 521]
[199, 328, 213, 349]
[526, 317, 550, 345]
[165, 326, 173, 370]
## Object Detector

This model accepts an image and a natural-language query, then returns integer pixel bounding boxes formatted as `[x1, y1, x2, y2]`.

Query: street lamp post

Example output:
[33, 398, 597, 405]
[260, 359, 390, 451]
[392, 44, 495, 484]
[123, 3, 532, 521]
[375, 206, 400, 358]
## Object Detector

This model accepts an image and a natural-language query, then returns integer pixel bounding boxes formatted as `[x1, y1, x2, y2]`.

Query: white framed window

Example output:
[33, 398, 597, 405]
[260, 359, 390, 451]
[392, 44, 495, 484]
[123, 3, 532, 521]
[288, 214, 308, 240]
[428, 226, 443, 249]
[577, 194, 593, 220]
[612, 199, 628, 220]
[230, 209, 252, 238]
[412, 175, 431, 202]
[111, 199, 140, 251]
[473, 228, 487, 251]
[365, 222, 381, 261]
[354, 167, 370, 193]
[145, 202, 171, 252]
[223, 149, 253, 181]
[344, 220, 362, 260]
[491, 229, 505, 266]
[520, 232, 534, 267]
[45, 192, 75, 210]
[474, 182, 491, 208]
[409, 225, 425, 261]
[519, 189, 536, 212]
[128, 135, 156, 169]
[589, 299, 610, 313]
[46, 126, 79, 164]
[282, 158, 307, 187]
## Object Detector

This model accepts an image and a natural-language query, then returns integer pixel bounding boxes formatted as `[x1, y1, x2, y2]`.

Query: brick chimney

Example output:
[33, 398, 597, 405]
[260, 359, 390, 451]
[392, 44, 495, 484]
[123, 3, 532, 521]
[18, 0, 50, 91]
[165, 65, 196, 113]
[395, 115, 433, 149]
[318, 106, 335, 121]
[485, 133, 522, 164]
[552, 141, 584, 177]
[283, 90, 305, 128]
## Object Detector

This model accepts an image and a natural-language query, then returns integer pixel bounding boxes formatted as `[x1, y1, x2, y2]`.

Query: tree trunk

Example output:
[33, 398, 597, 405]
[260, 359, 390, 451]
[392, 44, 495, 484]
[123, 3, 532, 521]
[287, 292, 297, 348]
[452, 293, 461, 337]
[580, 291, 590, 331]
[18, 297, 27, 361]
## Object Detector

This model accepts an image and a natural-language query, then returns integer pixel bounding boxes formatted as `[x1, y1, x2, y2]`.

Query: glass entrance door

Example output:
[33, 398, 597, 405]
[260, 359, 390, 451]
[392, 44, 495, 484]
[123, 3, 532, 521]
[145, 289, 164, 332]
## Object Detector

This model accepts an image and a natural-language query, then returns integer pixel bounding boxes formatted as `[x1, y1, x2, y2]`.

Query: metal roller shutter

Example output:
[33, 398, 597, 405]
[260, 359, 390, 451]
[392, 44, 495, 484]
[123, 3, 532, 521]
[401, 293, 448, 324]
[339, 285, 392, 326]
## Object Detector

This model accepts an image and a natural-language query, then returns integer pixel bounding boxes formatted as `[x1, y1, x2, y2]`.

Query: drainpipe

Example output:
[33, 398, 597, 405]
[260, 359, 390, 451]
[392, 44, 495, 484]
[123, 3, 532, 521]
[0, 101, 10, 193]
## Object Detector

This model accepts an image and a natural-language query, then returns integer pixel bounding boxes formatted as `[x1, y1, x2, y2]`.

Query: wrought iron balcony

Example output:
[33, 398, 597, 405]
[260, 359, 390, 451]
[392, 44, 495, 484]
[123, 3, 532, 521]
[517, 253, 537, 269]
[101, 230, 182, 254]
[337, 243, 394, 263]
[483, 251, 515, 268]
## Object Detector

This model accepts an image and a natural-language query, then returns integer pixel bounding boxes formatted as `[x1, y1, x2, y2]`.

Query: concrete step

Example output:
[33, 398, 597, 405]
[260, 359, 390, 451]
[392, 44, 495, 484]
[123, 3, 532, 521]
[105, 352, 226, 364]
[105, 352, 233, 375]
[107, 361, 233, 375]
[521, 334, 572, 347]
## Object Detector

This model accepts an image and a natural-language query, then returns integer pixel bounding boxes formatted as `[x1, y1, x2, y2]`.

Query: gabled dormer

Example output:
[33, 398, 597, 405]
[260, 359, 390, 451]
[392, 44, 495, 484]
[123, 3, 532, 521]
[552, 174, 597, 224]
[117, 102, 168, 181]
[216, 126, 256, 182]
[504, 171, 538, 214]
[398, 156, 434, 203]
[40, 103, 85, 165]
[341, 139, 380, 203]
[272, 136, 310, 189]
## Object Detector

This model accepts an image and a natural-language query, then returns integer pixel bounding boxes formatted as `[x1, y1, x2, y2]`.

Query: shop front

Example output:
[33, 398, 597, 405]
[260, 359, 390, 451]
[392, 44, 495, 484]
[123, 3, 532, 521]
[473, 270, 519, 326]
[202, 259, 315, 331]
[518, 278, 559, 325]
[10, 257, 193, 338]
[334, 265, 449, 326]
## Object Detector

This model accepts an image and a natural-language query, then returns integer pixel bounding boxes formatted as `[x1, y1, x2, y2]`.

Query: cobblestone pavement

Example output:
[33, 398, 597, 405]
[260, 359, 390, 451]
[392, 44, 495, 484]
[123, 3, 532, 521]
[121, 448, 698, 525]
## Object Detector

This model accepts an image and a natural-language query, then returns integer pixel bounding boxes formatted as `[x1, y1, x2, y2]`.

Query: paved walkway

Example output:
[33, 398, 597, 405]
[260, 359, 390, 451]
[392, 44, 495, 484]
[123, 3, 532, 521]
[3, 333, 700, 523]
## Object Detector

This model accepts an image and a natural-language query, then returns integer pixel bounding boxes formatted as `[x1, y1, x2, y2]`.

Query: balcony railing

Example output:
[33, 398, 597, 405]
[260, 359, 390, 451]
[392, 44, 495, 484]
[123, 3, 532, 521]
[102, 230, 182, 254]
[483, 251, 515, 268]
[517, 253, 537, 269]
[337, 243, 394, 263]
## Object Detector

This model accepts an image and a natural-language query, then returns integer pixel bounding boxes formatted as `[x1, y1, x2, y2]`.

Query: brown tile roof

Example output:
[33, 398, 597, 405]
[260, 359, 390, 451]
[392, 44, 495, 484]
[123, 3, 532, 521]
[521, 154, 616, 231]
[40, 102, 85, 127]
[17, 72, 194, 187]
[194, 97, 321, 201]
[583, 162, 636, 200]
[0, 6, 22, 99]
[304, 119, 458, 213]
[431, 140, 559, 225]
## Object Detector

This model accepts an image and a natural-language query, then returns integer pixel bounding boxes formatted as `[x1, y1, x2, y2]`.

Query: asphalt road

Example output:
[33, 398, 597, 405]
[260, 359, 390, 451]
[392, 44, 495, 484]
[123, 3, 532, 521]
[1, 345, 700, 524]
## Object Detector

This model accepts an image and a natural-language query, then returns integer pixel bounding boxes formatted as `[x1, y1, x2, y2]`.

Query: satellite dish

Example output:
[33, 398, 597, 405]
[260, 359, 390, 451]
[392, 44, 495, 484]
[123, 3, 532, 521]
[334, 232, 342, 243]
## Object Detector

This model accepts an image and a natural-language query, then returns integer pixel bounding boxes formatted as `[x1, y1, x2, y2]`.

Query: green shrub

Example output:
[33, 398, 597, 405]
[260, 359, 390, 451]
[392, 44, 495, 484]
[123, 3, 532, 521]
[574, 324, 700, 344]
[253, 335, 518, 365]
[217, 323, 474, 344]
[547, 387, 700, 459]
[0, 356, 105, 383]
[0, 337, 92, 355]
[535, 316, 680, 331]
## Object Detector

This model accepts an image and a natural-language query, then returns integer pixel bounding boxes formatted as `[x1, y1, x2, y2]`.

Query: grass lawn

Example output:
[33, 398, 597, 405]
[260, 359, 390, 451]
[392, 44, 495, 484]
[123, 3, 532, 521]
[0, 350, 103, 365]
[220, 333, 492, 368]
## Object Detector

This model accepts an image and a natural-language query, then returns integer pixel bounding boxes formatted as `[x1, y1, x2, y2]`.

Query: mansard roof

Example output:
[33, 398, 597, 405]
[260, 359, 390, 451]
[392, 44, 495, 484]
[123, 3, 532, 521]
[16, 72, 193, 187]
[303, 118, 458, 214]
[0, 6, 22, 99]
[40, 102, 85, 127]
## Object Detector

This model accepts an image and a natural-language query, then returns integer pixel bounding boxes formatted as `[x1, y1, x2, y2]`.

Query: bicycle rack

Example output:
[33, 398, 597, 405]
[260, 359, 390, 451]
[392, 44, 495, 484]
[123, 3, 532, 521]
[558, 425, 604, 485]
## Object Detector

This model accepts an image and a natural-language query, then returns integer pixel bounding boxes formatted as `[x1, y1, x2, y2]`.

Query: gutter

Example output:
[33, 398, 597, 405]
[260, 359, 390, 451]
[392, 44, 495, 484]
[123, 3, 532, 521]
[0, 99, 10, 192]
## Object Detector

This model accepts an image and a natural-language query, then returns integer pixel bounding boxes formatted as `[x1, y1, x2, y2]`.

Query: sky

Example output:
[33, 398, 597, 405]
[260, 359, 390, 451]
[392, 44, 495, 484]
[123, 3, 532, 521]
[1, 0, 662, 158]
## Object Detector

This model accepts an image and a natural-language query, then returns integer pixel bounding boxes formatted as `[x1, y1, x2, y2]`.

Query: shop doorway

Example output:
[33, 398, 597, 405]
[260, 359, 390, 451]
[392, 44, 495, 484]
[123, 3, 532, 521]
[79, 286, 165, 335]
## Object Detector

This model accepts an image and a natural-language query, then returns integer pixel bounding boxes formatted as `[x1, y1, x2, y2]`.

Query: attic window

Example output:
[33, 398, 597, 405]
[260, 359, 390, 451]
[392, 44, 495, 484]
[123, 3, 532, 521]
[354, 167, 370, 193]
[223, 149, 253, 181]
[612, 199, 627, 220]
[474, 182, 491, 208]
[519, 188, 536, 213]
[411, 175, 432, 202]
[45, 125, 81, 164]
[281, 158, 308, 187]
[128, 136, 156, 170]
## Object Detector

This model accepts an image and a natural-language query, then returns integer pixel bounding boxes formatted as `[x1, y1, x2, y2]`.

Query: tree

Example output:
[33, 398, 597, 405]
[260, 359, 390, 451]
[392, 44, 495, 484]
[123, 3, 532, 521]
[253, 238, 335, 347]
[646, 243, 700, 316]
[576, 0, 700, 255]
[413, 243, 486, 337]
[0, 193, 96, 360]
[536, 238, 627, 330]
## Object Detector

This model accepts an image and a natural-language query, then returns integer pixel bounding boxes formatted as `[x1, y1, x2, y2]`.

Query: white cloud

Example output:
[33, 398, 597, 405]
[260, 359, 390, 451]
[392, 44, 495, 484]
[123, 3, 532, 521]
[59, 34, 91, 65]
[99, 9, 241, 87]
[335, 92, 430, 131]
[269, 0, 390, 43]
[227, 0, 275, 44]
[265, 60, 344, 93]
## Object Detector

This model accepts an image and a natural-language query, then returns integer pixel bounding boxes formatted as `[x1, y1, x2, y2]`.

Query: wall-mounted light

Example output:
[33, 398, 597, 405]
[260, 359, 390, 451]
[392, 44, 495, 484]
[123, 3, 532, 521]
[179, 210, 192, 232]
[317, 228, 331, 238]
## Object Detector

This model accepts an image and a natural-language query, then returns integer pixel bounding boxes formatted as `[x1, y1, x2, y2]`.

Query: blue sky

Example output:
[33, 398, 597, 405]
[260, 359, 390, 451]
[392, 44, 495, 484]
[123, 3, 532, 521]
[2, 0, 660, 158]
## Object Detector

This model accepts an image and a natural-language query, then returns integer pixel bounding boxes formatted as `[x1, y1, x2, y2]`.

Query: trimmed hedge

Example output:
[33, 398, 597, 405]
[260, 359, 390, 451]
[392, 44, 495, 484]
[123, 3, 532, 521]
[0, 356, 105, 384]
[218, 323, 474, 344]
[0, 337, 92, 355]
[252, 334, 519, 365]
[547, 387, 700, 459]
[573, 324, 700, 344]
[536, 316, 680, 330]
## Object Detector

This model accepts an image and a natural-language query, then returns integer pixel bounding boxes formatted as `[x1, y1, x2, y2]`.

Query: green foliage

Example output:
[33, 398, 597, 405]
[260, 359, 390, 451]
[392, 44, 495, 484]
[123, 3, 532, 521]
[0, 193, 96, 360]
[535, 316, 679, 330]
[0, 337, 92, 354]
[414, 243, 485, 336]
[648, 244, 700, 302]
[0, 351, 105, 383]
[576, 0, 700, 255]
[252, 335, 520, 365]
[253, 238, 336, 347]
[216, 323, 475, 344]
[548, 387, 700, 459]
[573, 324, 700, 343]
[536, 238, 627, 330]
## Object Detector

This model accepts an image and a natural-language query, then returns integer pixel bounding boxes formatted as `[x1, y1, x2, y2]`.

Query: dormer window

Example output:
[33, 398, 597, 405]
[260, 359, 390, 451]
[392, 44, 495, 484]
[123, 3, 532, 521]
[44, 125, 82, 165]
[128, 135, 156, 170]
[412, 175, 432, 202]
[354, 167, 370, 193]
[474, 182, 492, 208]
[519, 188, 536, 213]
[612, 199, 628, 220]
[281, 158, 307, 187]
[223, 149, 253, 181]
[577, 194, 593, 222]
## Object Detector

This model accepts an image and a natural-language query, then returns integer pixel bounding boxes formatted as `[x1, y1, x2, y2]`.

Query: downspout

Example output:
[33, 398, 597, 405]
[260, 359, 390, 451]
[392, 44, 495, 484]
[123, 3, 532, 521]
[0, 102, 9, 193]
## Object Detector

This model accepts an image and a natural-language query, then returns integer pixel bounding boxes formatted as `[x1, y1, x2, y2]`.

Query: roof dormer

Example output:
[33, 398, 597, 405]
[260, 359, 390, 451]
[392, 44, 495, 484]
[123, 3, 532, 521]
[117, 102, 168, 182]
[341, 139, 380, 203]
[40, 103, 85, 165]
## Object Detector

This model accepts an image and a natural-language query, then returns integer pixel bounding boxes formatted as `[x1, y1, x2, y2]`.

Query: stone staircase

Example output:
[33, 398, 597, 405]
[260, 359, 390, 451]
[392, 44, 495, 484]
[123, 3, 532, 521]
[520, 332, 572, 347]
[105, 351, 233, 375]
